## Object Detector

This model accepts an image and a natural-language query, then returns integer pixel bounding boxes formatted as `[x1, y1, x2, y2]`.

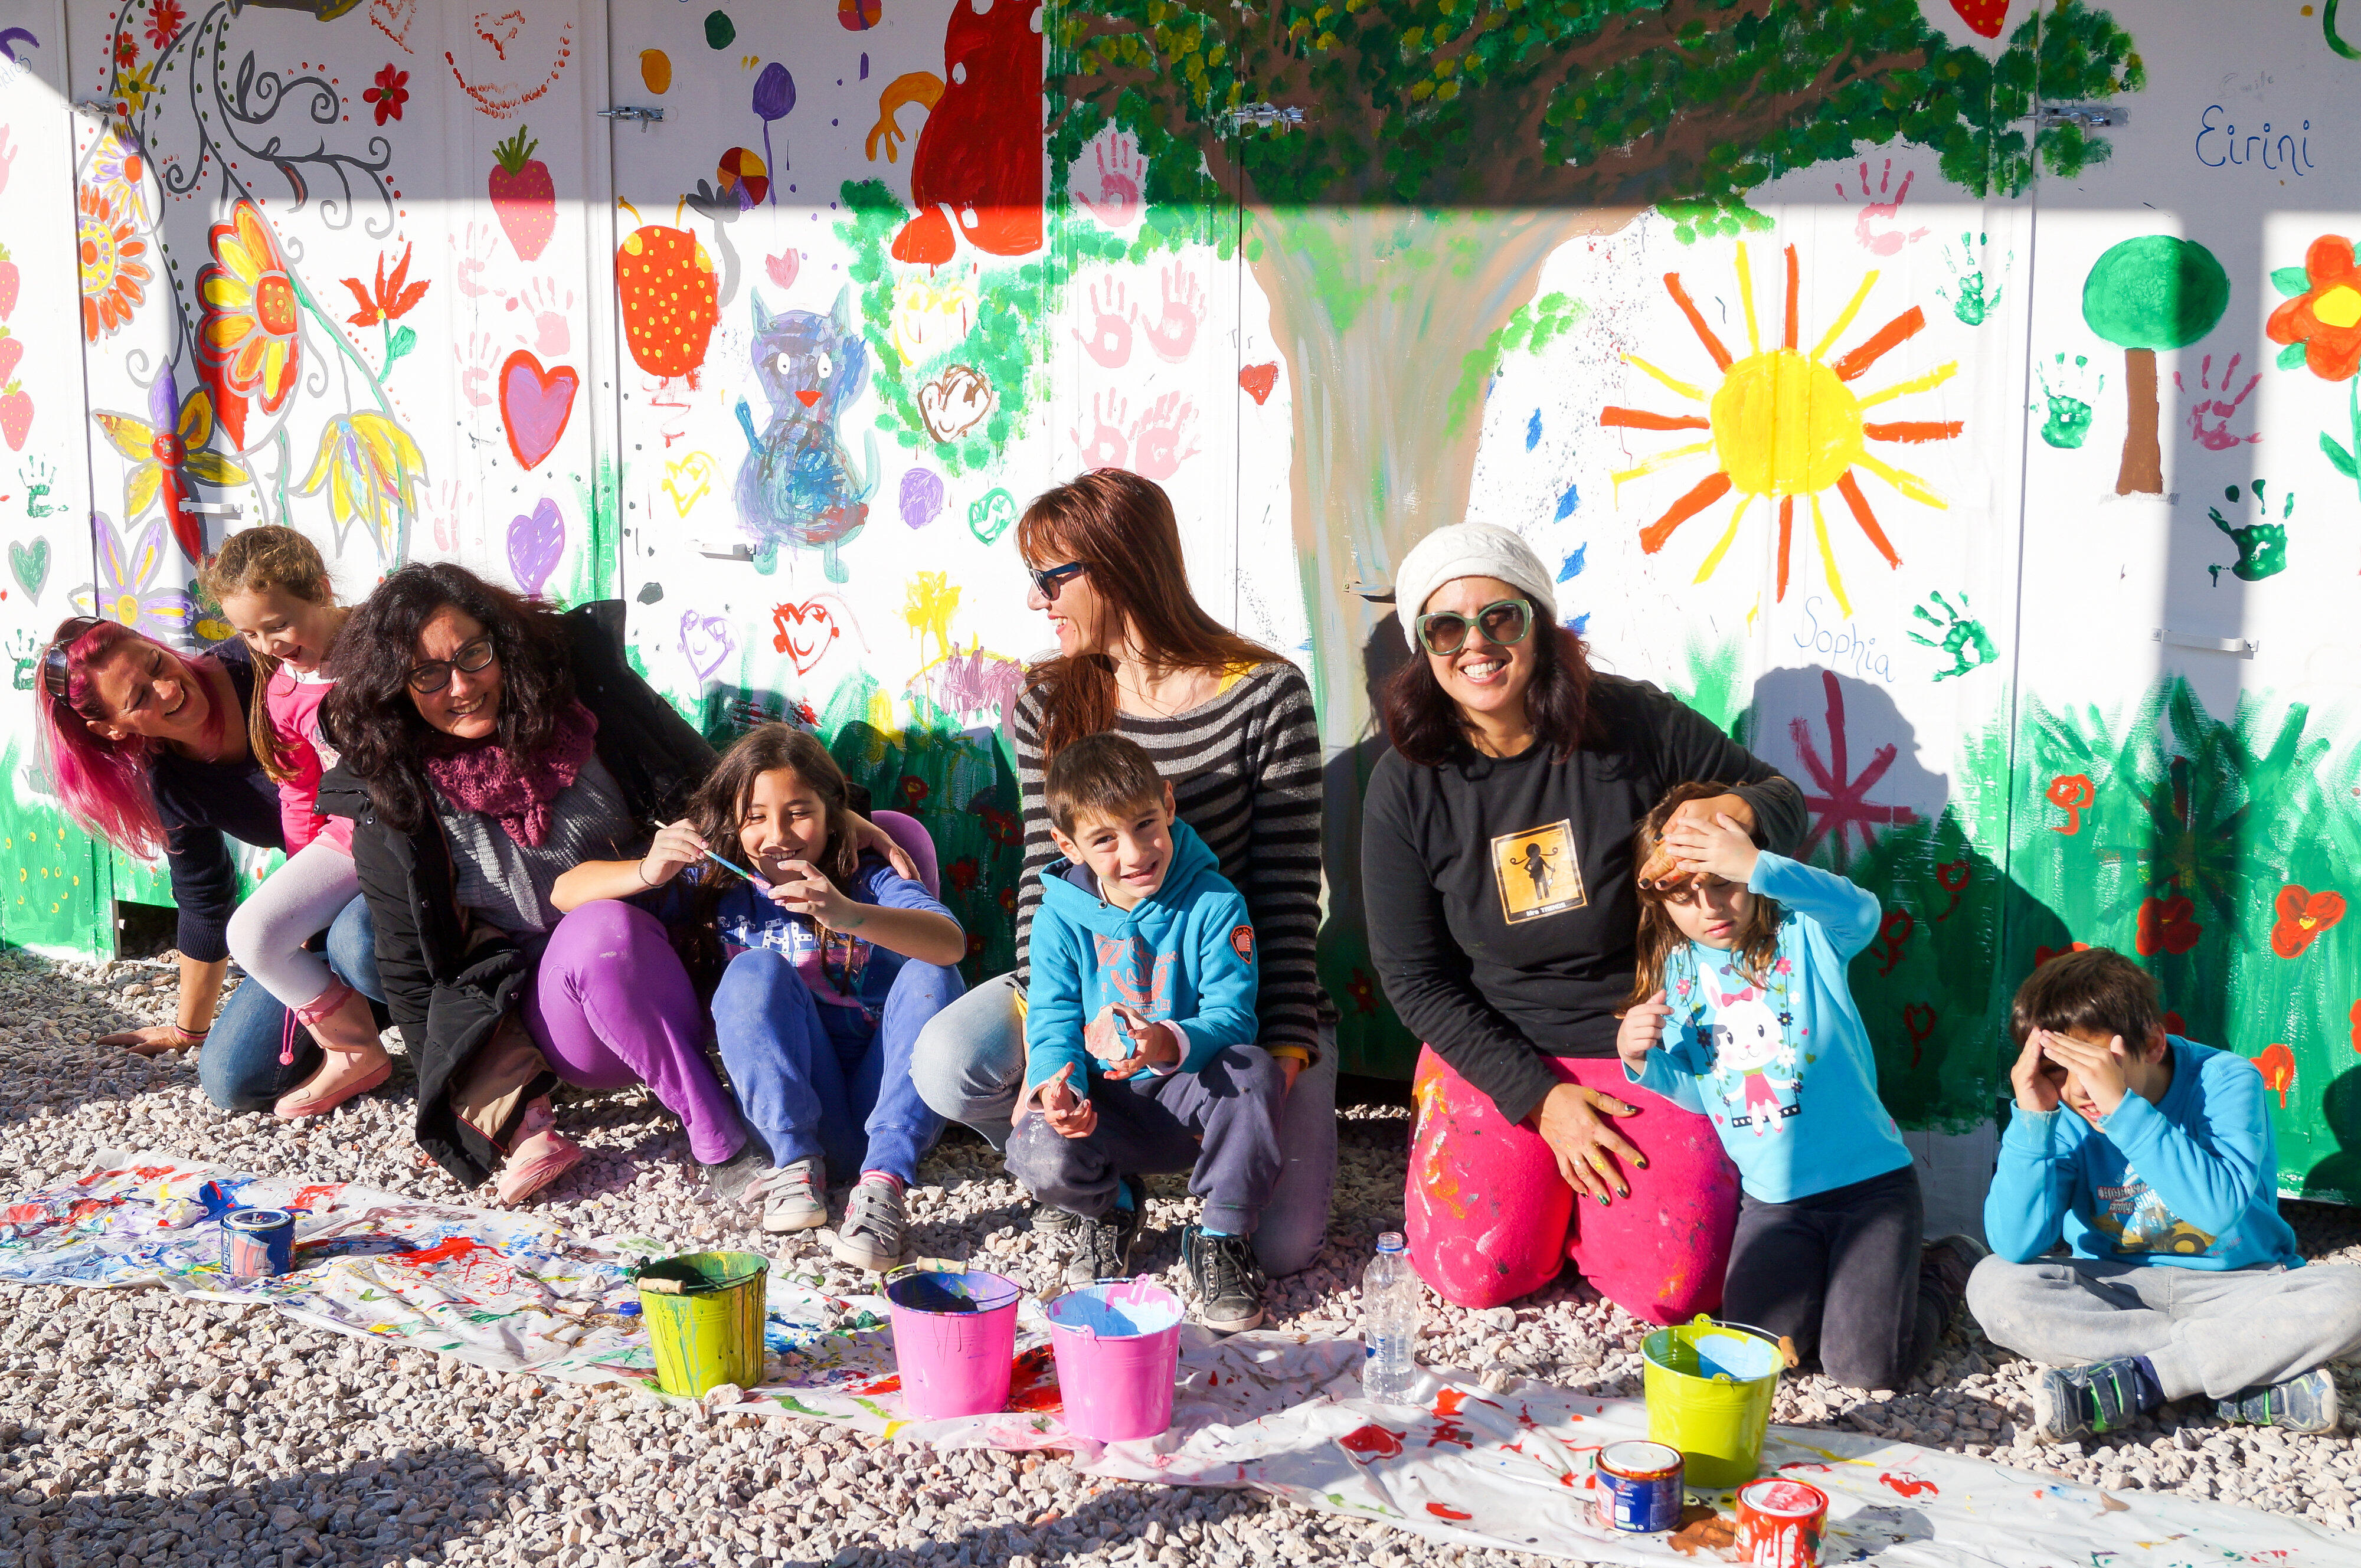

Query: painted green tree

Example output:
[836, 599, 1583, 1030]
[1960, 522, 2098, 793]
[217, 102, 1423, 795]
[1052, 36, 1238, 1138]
[1047, 0, 2141, 1075]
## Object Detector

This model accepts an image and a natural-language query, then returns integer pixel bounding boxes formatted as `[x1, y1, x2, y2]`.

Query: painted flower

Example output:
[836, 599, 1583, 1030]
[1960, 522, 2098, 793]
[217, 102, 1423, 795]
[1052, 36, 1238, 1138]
[75, 512, 194, 641]
[1773, 957, 1793, 975]
[2350, 1000, 2361, 1055]
[196, 200, 304, 437]
[2268, 236, 2361, 382]
[77, 185, 150, 343]
[2033, 941, 2091, 968]
[2271, 885, 2347, 959]
[1346, 968, 1378, 1016]
[143, 0, 185, 50]
[296, 412, 426, 561]
[362, 64, 408, 126]
[2136, 892, 2202, 957]
[113, 31, 138, 65]
[91, 368, 249, 562]
[87, 125, 153, 227]
[339, 244, 429, 327]
[945, 855, 980, 893]
[2251, 1042, 2296, 1109]
[113, 61, 157, 116]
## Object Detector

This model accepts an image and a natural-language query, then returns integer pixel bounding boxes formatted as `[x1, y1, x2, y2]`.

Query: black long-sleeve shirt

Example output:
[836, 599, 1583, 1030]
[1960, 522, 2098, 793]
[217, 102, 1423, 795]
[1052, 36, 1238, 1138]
[149, 641, 283, 963]
[1361, 675, 1806, 1125]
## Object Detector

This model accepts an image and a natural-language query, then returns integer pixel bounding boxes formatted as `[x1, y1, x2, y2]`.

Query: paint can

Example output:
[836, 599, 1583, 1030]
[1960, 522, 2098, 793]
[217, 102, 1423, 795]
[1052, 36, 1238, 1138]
[1593, 1440, 1685, 1533]
[1735, 1478, 1827, 1568]
[221, 1208, 296, 1281]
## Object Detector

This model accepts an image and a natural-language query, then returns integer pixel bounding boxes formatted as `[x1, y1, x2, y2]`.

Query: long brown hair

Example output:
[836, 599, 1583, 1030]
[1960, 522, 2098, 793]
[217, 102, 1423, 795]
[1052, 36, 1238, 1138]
[1622, 781, 1784, 1011]
[1379, 622, 1603, 766]
[1016, 470, 1282, 758]
[673, 724, 861, 988]
[198, 525, 338, 783]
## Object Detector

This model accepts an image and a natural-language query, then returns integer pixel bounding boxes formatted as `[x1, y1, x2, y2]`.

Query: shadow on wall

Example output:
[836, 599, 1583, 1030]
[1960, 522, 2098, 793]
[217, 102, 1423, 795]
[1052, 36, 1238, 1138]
[1317, 616, 1418, 1082]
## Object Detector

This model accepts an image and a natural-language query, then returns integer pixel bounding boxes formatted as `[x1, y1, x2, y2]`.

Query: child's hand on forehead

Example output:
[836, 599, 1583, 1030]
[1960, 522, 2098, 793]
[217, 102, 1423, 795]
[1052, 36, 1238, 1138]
[1655, 811, 1760, 888]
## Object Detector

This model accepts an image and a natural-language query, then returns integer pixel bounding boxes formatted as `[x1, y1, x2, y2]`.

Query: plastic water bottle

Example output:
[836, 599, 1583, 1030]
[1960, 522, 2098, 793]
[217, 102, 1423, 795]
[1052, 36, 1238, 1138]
[1361, 1232, 1421, 1403]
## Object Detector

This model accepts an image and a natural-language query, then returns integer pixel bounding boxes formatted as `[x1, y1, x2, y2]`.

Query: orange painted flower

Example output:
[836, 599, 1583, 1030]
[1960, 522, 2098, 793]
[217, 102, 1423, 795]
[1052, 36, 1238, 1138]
[77, 185, 149, 343]
[197, 200, 304, 420]
[2045, 773, 2095, 835]
[2033, 941, 2091, 968]
[2252, 1042, 2296, 1109]
[339, 244, 429, 327]
[2136, 893, 2202, 957]
[2350, 1000, 2361, 1055]
[2271, 885, 2347, 958]
[144, 0, 187, 50]
[2267, 235, 2361, 382]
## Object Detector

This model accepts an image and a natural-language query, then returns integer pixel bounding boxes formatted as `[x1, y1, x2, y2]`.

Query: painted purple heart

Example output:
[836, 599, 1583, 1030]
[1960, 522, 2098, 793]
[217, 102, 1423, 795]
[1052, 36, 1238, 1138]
[899, 467, 945, 529]
[680, 609, 737, 682]
[507, 498, 566, 595]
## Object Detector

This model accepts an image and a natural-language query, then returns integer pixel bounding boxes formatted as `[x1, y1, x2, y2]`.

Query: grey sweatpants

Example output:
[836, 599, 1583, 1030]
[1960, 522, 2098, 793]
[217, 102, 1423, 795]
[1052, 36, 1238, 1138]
[1967, 1255, 2361, 1400]
[1005, 1045, 1286, 1238]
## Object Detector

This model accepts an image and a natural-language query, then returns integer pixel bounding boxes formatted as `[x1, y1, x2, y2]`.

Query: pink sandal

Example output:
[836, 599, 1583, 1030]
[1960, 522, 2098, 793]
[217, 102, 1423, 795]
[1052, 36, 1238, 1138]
[495, 1097, 583, 1206]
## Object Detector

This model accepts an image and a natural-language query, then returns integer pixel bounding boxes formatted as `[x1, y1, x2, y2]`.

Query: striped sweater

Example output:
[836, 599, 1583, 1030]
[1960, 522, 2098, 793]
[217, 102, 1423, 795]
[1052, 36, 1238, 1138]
[1009, 660, 1330, 1057]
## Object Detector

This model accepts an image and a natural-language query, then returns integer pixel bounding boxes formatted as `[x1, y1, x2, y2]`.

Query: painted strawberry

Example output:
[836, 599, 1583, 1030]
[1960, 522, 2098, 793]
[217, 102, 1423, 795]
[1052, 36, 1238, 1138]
[1949, 0, 2007, 38]
[489, 127, 556, 262]
[0, 384, 32, 452]
[616, 213, 719, 382]
[0, 244, 18, 317]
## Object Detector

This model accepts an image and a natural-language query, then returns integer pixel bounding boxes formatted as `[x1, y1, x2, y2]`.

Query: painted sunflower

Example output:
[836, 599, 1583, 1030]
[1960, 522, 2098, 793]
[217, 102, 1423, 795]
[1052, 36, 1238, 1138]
[91, 367, 250, 562]
[77, 184, 150, 343]
[196, 200, 304, 418]
[2267, 235, 2361, 382]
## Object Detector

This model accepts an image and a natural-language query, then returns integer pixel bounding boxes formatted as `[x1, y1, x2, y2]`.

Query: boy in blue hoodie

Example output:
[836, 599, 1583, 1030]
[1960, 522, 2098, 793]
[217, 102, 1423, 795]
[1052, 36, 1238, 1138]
[1005, 733, 1280, 1332]
[1971, 947, 2361, 1441]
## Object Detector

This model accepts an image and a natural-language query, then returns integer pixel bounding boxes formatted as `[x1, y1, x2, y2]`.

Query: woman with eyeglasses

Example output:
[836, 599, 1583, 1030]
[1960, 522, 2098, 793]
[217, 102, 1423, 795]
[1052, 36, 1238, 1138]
[908, 468, 1339, 1283]
[1360, 523, 1808, 1321]
[32, 615, 385, 1107]
[315, 564, 756, 1204]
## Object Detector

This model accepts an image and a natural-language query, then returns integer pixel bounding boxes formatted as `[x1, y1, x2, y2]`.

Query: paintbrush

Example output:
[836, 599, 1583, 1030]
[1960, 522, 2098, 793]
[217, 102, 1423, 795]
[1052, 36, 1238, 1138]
[702, 847, 769, 888]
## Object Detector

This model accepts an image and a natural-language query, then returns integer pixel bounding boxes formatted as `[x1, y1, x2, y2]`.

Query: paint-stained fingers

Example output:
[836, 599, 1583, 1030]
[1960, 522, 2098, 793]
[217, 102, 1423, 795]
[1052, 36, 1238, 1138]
[1584, 1144, 1631, 1202]
[1551, 1143, 1607, 1204]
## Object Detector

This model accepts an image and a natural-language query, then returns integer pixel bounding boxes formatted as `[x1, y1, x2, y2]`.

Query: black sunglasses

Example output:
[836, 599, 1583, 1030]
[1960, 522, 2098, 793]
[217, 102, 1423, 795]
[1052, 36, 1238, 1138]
[1029, 561, 1086, 600]
[406, 636, 497, 693]
[1414, 598, 1533, 657]
[40, 617, 104, 702]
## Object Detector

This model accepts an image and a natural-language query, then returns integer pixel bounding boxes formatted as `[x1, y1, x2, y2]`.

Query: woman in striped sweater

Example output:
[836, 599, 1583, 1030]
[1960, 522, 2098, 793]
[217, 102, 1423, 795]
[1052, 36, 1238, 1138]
[910, 469, 1338, 1278]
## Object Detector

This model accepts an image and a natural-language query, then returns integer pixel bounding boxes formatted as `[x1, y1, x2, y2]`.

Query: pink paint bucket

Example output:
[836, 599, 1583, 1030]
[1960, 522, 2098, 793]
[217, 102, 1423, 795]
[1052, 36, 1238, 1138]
[885, 1269, 1023, 1419]
[1044, 1275, 1185, 1442]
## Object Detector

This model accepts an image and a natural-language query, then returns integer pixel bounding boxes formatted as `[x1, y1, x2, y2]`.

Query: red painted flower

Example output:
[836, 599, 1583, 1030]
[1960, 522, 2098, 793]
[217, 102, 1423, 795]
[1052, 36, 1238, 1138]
[2270, 885, 2347, 959]
[946, 856, 980, 893]
[2033, 941, 2091, 968]
[1346, 969, 1379, 1015]
[2135, 893, 2201, 957]
[1901, 1003, 1937, 1068]
[898, 775, 931, 809]
[113, 31, 138, 65]
[2349, 1000, 2361, 1055]
[143, 0, 185, 49]
[2045, 773, 2095, 835]
[2267, 235, 2361, 383]
[2163, 1010, 2187, 1037]
[339, 243, 429, 327]
[2252, 1042, 2296, 1109]
[362, 64, 409, 127]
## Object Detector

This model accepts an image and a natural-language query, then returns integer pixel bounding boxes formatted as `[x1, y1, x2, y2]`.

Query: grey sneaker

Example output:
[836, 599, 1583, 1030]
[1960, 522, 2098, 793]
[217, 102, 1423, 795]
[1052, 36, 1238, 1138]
[1182, 1226, 1268, 1334]
[699, 1140, 770, 1206]
[1063, 1200, 1142, 1286]
[2031, 1357, 2153, 1442]
[750, 1158, 828, 1233]
[832, 1179, 908, 1272]
[2217, 1367, 2339, 1434]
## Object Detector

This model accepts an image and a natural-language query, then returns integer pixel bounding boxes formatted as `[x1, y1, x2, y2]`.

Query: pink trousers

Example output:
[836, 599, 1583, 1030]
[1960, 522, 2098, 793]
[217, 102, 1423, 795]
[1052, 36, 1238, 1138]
[1405, 1046, 1740, 1323]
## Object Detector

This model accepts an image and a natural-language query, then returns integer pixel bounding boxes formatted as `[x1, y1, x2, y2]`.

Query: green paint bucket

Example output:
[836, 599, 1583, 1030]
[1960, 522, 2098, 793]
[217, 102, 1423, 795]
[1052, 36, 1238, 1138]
[1641, 1315, 1789, 1490]
[635, 1251, 769, 1398]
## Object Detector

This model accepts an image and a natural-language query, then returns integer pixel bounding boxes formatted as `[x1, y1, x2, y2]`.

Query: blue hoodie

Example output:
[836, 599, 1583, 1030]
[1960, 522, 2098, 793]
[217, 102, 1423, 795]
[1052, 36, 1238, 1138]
[1022, 819, 1259, 1100]
[1984, 1036, 2300, 1272]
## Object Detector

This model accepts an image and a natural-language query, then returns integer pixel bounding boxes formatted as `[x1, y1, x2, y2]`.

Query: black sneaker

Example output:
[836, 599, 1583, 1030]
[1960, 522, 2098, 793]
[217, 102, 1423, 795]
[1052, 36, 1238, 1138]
[2031, 1357, 2153, 1442]
[1030, 1200, 1080, 1234]
[1064, 1199, 1143, 1286]
[1920, 1232, 1987, 1303]
[1181, 1226, 1268, 1334]
[2216, 1368, 2339, 1434]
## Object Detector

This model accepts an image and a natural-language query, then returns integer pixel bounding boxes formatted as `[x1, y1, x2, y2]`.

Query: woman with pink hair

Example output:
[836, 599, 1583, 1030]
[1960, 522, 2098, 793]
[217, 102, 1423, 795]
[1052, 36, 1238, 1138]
[32, 616, 384, 1107]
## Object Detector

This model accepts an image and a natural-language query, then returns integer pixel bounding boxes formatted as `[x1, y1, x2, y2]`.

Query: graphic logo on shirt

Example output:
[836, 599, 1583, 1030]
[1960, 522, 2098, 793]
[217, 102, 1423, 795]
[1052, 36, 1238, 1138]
[1091, 931, 1176, 1018]
[1489, 819, 1587, 925]
[2090, 1176, 2217, 1256]
[1229, 924, 1255, 965]
[1696, 965, 1801, 1135]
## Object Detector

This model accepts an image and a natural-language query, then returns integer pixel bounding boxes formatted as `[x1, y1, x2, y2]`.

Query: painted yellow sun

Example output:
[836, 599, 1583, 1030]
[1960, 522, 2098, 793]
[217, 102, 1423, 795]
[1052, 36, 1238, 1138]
[1601, 243, 1961, 614]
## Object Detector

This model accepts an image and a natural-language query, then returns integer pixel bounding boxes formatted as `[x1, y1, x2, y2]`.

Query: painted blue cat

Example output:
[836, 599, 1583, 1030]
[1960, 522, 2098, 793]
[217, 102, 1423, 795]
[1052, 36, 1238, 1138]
[733, 286, 876, 582]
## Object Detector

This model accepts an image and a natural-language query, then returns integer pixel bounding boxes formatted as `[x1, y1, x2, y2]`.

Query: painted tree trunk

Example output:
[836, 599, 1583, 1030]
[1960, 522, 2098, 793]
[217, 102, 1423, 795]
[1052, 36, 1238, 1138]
[2116, 345, 2162, 495]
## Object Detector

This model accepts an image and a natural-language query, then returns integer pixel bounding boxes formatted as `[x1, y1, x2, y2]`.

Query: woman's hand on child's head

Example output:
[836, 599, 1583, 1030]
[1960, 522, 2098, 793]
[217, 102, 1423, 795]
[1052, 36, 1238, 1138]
[2011, 1030, 2066, 1115]
[1659, 811, 1760, 886]
[1616, 990, 1670, 1070]
[639, 819, 708, 888]
[1639, 793, 1757, 886]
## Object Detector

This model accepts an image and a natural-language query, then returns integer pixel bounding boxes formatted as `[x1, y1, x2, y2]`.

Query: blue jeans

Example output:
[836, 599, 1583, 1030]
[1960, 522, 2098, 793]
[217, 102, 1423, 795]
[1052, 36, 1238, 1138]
[712, 947, 958, 1184]
[200, 895, 383, 1112]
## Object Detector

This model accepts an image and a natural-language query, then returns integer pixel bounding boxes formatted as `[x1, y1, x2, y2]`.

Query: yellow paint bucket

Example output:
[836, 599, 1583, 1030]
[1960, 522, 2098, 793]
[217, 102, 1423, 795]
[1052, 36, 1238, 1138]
[635, 1251, 769, 1397]
[1641, 1315, 1790, 1490]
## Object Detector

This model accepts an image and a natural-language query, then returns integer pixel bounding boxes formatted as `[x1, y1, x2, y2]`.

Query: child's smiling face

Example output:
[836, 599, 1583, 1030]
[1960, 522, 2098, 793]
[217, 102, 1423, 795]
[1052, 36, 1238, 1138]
[1051, 784, 1177, 912]
[1659, 874, 1754, 950]
[737, 766, 832, 881]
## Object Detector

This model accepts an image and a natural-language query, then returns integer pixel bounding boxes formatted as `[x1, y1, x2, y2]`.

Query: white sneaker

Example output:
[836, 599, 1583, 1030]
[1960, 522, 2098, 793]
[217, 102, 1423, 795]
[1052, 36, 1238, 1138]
[831, 1178, 908, 1271]
[751, 1158, 828, 1233]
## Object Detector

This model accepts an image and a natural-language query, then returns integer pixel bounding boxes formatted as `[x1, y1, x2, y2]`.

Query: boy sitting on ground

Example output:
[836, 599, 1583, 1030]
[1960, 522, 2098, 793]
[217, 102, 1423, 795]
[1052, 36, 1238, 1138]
[1005, 733, 1282, 1333]
[1970, 947, 2361, 1441]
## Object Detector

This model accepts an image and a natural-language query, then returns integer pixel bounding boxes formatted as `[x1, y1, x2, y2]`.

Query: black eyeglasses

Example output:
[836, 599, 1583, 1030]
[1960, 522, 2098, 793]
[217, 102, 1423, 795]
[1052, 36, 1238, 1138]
[406, 637, 497, 693]
[1414, 598, 1533, 657]
[1028, 561, 1086, 600]
[40, 617, 104, 701]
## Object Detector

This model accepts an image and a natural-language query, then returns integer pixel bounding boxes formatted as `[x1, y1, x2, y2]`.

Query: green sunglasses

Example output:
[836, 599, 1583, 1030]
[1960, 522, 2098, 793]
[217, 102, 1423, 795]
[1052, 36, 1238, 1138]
[1415, 598, 1533, 657]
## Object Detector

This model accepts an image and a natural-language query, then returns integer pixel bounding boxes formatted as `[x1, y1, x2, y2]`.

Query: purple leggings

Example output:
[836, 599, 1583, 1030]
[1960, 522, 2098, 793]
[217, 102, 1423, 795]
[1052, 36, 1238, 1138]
[520, 899, 745, 1165]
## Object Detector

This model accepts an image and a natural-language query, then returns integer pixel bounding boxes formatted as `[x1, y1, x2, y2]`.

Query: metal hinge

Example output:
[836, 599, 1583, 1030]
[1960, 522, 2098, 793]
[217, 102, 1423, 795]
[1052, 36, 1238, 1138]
[599, 106, 666, 125]
[1224, 102, 1305, 132]
[2153, 627, 2257, 659]
[2039, 104, 2125, 130]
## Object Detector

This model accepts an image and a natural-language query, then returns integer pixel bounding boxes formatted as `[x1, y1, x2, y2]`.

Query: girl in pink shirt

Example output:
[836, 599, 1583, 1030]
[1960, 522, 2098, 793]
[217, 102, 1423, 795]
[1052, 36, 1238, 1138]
[204, 527, 390, 1118]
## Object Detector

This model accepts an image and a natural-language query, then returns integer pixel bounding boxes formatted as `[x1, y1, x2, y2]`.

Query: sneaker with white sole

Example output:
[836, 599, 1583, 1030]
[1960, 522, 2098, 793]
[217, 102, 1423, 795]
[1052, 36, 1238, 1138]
[832, 1179, 908, 1271]
[750, 1158, 828, 1233]
[2216, 1367, 2339, 1434]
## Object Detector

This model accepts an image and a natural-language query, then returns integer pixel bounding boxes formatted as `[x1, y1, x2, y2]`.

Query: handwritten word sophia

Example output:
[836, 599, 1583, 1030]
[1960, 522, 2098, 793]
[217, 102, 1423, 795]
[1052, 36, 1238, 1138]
[2195, 107, 2317, 176]
[1793, 596, 1894, 685]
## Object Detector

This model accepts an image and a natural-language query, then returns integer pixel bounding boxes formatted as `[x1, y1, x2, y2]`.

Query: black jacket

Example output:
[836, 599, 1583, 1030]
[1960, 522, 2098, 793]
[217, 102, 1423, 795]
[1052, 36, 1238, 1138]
[152, 641, 284, 963]
[316, 601, 715, 1187]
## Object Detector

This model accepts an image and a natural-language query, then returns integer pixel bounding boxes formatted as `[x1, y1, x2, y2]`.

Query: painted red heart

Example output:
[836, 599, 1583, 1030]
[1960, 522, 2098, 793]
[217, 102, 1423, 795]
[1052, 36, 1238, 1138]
[0, 338, 20, 388]
[499, 349, 578, 472]
[1238, 362, 1279, 406]
[771, 598, 838, 676]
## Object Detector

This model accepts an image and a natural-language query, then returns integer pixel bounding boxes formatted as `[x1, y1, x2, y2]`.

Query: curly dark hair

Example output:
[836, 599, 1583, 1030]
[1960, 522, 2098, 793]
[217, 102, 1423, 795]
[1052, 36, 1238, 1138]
[324, 562, 575, 833]
[1377, 621, 1603, 767]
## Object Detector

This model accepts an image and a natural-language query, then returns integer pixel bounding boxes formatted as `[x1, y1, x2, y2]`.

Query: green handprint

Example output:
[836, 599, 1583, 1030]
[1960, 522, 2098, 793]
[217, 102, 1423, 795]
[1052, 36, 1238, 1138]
[1908, 591, 1997, 680]
[2035, 354, 2104, 450]
[6, 628, 38, 691]
[1937, 232, 2007, 327]
[2208, 479, 2293, 584]
[19, 456, 58, 519]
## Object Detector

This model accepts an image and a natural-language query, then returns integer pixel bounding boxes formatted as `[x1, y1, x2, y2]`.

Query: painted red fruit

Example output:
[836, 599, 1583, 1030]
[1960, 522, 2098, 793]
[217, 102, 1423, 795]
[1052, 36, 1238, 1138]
[489, 126, 557, 262]
[1950, 0, 2006, 38]
[0, 387, 32, 452]
[616, 220, 719, 382]
[0, 245, 18, 317]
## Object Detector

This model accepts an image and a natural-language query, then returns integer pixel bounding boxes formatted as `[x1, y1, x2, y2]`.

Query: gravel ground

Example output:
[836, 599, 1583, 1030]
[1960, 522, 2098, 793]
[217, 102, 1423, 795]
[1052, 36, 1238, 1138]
[3, 948, 2359, 1568]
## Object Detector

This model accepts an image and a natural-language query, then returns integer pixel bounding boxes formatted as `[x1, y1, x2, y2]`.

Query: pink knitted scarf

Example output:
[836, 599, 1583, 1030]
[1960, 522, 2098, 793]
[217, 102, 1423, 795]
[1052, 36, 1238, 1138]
[421, 702, 599, 847]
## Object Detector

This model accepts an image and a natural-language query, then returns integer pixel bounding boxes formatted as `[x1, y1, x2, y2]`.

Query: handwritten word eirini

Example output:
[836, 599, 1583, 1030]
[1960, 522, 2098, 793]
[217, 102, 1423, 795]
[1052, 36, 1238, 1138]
[2195, 107, 2317, 176]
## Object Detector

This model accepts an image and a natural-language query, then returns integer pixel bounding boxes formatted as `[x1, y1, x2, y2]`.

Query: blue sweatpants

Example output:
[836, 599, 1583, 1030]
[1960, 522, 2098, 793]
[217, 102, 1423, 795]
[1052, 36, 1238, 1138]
[711, 947, 959, 1184]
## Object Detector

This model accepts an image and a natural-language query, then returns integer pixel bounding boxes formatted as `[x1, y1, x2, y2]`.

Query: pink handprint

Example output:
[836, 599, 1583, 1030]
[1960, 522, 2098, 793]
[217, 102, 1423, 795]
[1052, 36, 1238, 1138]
[1127, 391, 1201, 480]
[1071, 389, 1130, 470]
[2179, 353, 2262, 451]
[459, 331, 500, 409]
[1072, 126, 1145, 234]
[453, 221, 500, 300]
[1839, 159, 1928, 257]
[1072, 276, 1134, 369]
[1140, 261, 1205, 365]
[429, 480, 475, 553]
[509, 277, 575, 356]
[0, 127, 16, 198]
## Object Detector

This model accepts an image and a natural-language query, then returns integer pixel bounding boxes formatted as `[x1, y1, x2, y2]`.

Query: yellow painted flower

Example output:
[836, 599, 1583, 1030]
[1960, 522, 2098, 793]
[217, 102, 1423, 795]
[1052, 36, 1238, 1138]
[197, 199, 305, 417]
[77, 184, 151, 343]
[113, 61, 158, 116]
[297, 412, 426, 560]
[91, 368, 250, 561]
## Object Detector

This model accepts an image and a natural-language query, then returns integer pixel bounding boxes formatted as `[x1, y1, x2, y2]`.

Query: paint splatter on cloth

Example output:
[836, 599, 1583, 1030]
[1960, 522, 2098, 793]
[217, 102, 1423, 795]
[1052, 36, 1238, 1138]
[5, 1154, 2356, 1565]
